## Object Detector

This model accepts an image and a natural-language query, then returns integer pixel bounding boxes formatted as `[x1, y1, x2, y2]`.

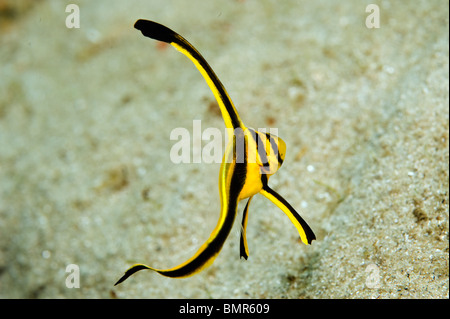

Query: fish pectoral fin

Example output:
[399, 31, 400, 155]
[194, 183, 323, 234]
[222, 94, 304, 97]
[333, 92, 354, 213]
[260, 185, 316, 245]
[114, 263, 151, 286]
[239, 196, 253, 260]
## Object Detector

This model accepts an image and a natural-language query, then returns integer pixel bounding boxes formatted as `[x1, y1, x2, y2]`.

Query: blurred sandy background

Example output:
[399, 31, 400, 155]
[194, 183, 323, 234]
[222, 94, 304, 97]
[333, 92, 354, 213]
[0, 0, 448, 298]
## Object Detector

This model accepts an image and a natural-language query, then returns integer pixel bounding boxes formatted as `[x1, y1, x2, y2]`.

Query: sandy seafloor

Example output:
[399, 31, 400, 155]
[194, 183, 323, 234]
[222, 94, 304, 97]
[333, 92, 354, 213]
[0, 0, 448, 299]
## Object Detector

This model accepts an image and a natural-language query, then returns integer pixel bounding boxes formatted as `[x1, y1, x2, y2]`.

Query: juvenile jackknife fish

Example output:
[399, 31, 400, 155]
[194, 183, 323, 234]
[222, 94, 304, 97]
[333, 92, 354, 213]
[115, 20, 315, 285]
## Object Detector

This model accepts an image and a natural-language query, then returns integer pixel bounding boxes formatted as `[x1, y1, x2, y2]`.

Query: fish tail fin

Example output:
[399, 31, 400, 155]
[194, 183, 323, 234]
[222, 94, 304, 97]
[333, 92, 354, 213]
[114, 264, 152, 286]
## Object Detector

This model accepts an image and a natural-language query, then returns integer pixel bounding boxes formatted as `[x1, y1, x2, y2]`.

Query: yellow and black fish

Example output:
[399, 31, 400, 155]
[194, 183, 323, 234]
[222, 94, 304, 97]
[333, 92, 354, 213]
[115, 20, 315, 285]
